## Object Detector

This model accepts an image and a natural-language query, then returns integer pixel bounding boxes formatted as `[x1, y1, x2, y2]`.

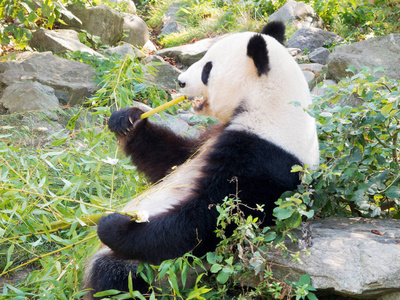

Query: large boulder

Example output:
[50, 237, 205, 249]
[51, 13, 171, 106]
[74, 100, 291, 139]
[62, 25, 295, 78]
[270, 218, 400, 299]
[61, 4, 124, 45]
[0, 52, 97, 106]
[269, 0, 324, 29]
[155, 35, 228, 67]
[29, 28, 103, 57]
[287, 27, 342, 52]
[122, 15, 149, 47]
[327, 34, 400, 80]
[143, 55, 182, 90]
[308, 47, 330, 64]
[103, 42, 144, 58]
[0, 81, 59, 113]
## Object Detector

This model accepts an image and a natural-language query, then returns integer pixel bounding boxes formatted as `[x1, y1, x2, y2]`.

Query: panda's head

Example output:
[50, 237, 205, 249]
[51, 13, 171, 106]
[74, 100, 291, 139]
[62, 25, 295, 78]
[177, 21, 309, 123]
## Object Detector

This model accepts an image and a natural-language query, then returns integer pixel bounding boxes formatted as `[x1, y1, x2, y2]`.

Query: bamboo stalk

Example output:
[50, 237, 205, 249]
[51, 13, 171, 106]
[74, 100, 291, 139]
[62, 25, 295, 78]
[140, 95, 188, 119]
[0, 234, 98, 277]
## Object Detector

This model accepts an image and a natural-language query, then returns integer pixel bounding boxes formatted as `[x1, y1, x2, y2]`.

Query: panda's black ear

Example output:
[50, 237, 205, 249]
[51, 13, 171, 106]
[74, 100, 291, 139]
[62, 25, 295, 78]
[261, 21, 285, 45]
[247, 34, 269, 77]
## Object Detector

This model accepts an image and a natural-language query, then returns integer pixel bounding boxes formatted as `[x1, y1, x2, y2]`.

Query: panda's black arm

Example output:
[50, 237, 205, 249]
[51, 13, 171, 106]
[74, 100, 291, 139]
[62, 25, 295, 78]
[108, 107, 201, 183]
[97, 200, 218, 264]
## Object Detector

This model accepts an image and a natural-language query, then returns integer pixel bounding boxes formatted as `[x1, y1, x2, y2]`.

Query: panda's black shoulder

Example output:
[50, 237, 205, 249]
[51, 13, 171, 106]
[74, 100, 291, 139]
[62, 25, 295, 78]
[261, 21, 285, 45]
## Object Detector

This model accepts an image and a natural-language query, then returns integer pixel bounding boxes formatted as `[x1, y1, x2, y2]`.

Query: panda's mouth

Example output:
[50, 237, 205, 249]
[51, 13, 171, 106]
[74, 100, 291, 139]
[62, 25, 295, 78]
[193, 97, 209, 112]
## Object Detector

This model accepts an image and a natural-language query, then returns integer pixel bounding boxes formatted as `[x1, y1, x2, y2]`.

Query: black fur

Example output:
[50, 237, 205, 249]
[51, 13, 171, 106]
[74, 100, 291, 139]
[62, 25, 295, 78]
[91, 121, 301, 294]
[108, 107, 201, 182]
[201, 61, 213, 85]
[87, 254, 146, 299]
[247, 34, 270, 76]
[261, 21, 286, 45]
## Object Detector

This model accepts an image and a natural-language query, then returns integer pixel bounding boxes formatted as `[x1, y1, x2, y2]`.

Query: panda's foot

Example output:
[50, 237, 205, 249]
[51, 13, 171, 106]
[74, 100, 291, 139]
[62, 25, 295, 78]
[108, 107, 145, 136]
[84, 249, 149, 300]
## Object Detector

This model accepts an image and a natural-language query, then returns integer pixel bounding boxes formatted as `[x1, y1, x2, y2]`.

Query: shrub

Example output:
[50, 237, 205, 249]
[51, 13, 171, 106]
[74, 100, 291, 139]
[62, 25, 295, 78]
[309, 67, 400, 218]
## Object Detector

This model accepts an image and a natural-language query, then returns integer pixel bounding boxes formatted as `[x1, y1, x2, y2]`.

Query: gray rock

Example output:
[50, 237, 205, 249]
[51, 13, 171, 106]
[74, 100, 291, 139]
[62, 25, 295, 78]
[287, 47, 302, 57]
[103, 42, 137, 58]
[161, 2, 183, 35]
[156, 35, 228, 67]
[269, 0, 323, 29]
[302, 70, 315, 83]
[287, 27, 342, 52]
[269, 218, 400, 298]
[61, 4, 124, 45]
[311, 79, 337, 96]
[327, 34, 400, 81]
[309, 47, 330, 64]
[0, 81, 59, 113]
[299, 63, 326, 73]
[378, 292, 400, 300]
[122, 15, 149, 47]
[144, 55, 181, 90]
[0, 52, 97, 106]
[143, 40, 157, 53]
[29, 28, 103, 57]
[162, 21, 183, 36]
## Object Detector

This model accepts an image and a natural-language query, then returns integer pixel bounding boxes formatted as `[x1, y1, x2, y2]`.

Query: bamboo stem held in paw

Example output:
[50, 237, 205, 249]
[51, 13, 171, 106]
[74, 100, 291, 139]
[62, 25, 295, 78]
[140, 95, 188, 119]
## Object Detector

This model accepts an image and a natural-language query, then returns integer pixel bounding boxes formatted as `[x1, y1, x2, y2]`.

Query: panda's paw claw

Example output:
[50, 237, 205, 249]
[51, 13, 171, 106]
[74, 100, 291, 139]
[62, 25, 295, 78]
[108, 107, 145, 136]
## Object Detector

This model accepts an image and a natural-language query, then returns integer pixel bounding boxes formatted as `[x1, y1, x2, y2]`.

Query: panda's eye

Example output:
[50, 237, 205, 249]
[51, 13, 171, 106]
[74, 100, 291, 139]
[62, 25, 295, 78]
[201, 61, 213, 85]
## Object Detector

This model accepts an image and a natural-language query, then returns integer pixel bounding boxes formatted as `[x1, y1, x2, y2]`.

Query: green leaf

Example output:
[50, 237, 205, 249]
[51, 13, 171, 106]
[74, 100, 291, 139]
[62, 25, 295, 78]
[381, 103, 393, 117]
[67, 110, 81, 131]
[298, 273, 311, 285]
[307, 292, 319, 300]
[51, 137, 68, 146]
[149, 291, 156, 300]
[128, 272, 133, 294]
[273, 207, 295, 220]
[168, 269, 181, 296]
[42, 3, 51, 18]
[264, 231, 276, 242]
[288, 212, 302, 229]
[216, 270, 230, 284]
[291, 165, 304, 173]
[129, 291, 146, 300]
[206, 252, 221, 264]
[348, 0, 357, 9]
[93, 289, 121, 297]
[385, 186, 400, 198]
[18, 9, 26, 23]
[28, 11, 37, 23]
[210, 264, 222, 273]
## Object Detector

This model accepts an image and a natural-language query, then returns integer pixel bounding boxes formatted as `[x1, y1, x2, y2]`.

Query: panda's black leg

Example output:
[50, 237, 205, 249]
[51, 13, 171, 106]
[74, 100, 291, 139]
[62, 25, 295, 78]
[85, 250, 149, 300]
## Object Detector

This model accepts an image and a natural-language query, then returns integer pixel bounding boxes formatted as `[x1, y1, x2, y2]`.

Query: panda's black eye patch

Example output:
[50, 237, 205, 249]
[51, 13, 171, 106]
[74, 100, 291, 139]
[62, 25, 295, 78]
[201, 61, 213, 85]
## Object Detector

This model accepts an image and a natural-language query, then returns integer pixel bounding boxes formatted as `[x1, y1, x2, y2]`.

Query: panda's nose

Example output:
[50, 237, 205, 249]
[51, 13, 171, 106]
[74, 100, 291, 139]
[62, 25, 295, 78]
[178, 80, 186, 88]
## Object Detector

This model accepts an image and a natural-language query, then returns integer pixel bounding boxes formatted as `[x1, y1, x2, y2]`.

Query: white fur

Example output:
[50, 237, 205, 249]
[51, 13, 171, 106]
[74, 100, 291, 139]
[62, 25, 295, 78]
[178, 32, 319, 168]
[123, 138, 217, 216]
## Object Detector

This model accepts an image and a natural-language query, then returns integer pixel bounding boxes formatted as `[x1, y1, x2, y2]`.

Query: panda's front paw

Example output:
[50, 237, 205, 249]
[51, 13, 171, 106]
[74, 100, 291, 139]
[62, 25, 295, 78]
[97, 213, 133, 250]
[108, 107, 145, 136]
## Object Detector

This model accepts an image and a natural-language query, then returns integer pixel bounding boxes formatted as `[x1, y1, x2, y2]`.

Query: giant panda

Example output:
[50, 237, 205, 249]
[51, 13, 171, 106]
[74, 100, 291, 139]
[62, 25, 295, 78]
[84, 21, 319, 299]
